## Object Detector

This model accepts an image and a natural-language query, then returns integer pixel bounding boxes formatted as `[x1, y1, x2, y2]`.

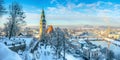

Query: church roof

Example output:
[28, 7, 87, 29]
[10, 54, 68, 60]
[46, 25, 53, 33]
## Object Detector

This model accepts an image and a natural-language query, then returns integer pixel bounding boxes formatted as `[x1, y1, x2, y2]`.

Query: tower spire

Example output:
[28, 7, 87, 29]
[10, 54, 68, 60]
[41, 9, 45, 20]
[39, 9, 46, 39]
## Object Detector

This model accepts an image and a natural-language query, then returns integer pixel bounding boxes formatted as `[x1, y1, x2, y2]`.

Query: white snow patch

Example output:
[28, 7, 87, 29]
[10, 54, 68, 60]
[0, 43, 22, 60]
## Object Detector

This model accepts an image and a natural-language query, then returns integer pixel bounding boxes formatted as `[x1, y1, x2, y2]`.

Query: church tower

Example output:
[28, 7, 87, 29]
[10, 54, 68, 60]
[39, 9, 46, 38]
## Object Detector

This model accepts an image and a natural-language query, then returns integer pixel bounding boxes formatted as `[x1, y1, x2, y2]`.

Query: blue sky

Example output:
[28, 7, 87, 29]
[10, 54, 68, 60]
[1, 0, 120, 27]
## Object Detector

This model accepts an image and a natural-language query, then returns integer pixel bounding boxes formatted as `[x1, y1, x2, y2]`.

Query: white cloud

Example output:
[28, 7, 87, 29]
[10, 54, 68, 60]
[76, 3, 84, 8]
[45, 1, 120, 26]
[2, 1, 120, 27]
[25, 13, 40, 21]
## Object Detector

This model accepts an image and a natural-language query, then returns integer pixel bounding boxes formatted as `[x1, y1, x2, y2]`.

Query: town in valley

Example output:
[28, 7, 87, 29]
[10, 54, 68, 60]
[0, 0, 120, 60]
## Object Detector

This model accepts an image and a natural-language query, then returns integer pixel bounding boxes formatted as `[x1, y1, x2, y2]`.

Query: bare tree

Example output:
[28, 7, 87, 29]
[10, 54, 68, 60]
[4, 2, 26, 39]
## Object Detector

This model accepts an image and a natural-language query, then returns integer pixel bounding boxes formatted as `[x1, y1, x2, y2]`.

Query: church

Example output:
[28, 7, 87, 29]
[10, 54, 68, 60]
[39, 9, 46, 38]
[39, 9, 53, 39]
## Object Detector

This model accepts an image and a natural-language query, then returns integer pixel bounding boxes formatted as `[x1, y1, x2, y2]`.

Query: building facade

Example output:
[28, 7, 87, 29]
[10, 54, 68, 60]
[39, 9, 46, 38]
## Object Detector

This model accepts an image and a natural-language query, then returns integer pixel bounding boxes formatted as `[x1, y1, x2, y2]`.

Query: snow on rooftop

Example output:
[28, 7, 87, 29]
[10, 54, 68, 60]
[78, 39, 86, 44]
[91, 48, 100, 52]
[83, 46, 89, 50]
[104, 38, 120, 46]
[65, 53, 84, 60]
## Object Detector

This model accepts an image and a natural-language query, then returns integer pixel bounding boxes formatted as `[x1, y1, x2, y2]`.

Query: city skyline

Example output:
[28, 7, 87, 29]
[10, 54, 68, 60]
[0, 0, 120, 27]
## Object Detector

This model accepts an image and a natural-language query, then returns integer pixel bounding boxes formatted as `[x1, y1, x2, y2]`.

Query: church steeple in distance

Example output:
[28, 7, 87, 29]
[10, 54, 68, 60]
[39, 9, 46, 38]
[41, 9, 45, 20]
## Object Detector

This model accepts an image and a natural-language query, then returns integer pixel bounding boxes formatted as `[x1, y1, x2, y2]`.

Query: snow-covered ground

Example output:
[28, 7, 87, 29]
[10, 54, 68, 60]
[0, 37, 100, 60]
[37, 45, 56, 60]
[0, 43, 22, 60]
[22, 38, 33, 47]
[36, 44, 84, 60]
